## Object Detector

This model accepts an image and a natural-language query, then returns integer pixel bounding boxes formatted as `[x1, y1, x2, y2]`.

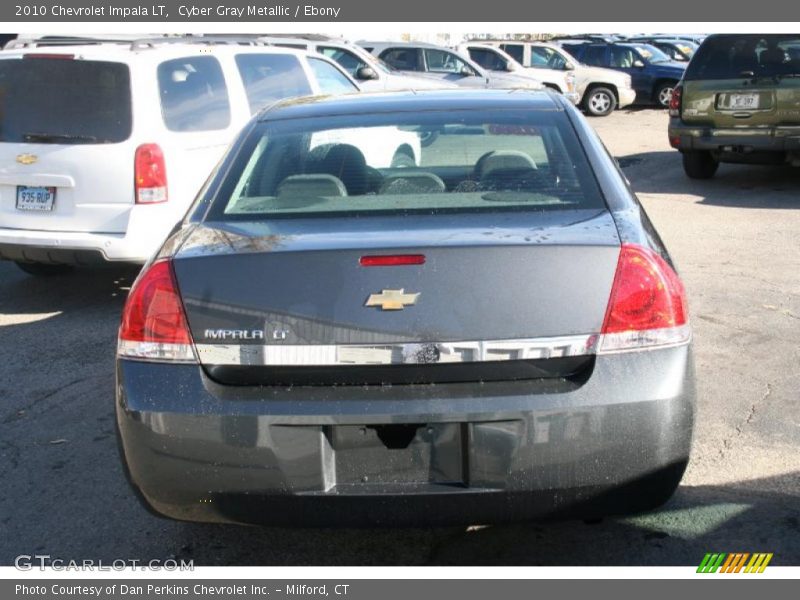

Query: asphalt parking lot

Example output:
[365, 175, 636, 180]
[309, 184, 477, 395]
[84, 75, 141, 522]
[1, 108, 798, 566]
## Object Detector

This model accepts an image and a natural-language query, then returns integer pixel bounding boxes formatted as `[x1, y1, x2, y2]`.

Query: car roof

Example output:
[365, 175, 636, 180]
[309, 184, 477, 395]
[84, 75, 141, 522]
[359, 41, 451, 50]
[0, 37, 314, 62]
[258, 89, 562, 122]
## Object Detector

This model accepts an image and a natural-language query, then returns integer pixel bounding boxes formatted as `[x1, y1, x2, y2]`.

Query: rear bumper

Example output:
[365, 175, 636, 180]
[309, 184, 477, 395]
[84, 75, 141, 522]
[116, 344, 695, 526]
[0, 203, 181, 264]
[617, 87, 637, 109]
[668, 120, 800, 154]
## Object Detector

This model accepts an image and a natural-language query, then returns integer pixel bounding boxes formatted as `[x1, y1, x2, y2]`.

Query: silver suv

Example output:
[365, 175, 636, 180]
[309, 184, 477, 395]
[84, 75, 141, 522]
[481, 40, 637, 116]
[455, 43, 579, 104]
[359, 41, 546, 92]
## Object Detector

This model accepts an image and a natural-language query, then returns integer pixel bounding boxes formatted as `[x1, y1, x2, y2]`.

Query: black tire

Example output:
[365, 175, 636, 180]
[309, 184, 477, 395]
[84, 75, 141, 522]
[418, 130, 439, 148]
[390, 147, 416, 168]
[655, 81, 677, 108]
[682, 151, 719, 179]
[15, 261, 74, 276]
[583, 86, 617, 117]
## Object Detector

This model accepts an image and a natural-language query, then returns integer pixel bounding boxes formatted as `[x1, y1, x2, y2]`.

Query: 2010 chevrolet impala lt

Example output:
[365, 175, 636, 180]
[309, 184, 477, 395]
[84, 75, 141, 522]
[115, 89, 695, 526]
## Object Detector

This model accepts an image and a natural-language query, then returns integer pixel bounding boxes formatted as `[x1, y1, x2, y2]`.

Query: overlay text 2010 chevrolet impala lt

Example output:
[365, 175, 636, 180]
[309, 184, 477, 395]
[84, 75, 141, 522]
[116, 89, 695, 526]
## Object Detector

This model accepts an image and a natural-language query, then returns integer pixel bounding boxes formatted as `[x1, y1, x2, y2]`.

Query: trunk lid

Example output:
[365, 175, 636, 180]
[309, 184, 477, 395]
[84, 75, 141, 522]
[172, 210, 621, 384]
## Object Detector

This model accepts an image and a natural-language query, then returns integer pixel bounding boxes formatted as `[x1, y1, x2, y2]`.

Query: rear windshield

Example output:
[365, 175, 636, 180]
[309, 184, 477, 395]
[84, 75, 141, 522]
[686, 35, 800, 80]
[0, 57, 131, 144]
[207, 109, 606, 221]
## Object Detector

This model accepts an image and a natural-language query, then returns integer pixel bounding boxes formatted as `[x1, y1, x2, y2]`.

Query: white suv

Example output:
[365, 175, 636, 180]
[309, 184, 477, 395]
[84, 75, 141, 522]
[454, 43, 579, 105]
[0, 37, 362, 275]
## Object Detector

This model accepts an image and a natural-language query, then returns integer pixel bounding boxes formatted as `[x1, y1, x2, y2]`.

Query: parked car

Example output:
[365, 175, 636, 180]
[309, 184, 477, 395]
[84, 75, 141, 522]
[478, 39, 637, 116]
[116, 89, 695, 526]
[668, 33, 800, 179]
[0, 36, 363, 275]
[655, 34, 707, 45]
[627, 37, 698, 62]
[558, 40, 687, 107]
[260, 35, 454, 91]
[454, 42, 579, 104]
[359, 41, 545, 91]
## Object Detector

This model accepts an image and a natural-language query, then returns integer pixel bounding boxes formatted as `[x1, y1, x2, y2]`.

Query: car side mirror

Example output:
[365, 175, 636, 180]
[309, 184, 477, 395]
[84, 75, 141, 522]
[460, 65, 476, 77]
[505, 62, 517, 72]
[633, 60, 645, 68]
[356, 66, 378, 81]
[564, 61, 576, 71]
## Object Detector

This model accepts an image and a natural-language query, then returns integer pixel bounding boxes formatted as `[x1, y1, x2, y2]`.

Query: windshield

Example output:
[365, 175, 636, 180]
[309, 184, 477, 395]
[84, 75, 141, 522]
[207, 109, 606, 221]
[630, 44, 672, 64]
[685, 35, 800, 80]
[0, 57, 132, 144]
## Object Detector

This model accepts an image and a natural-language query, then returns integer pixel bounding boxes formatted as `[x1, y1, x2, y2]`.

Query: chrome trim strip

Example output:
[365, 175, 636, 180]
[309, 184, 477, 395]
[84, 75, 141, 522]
[195, 335, 600, 366]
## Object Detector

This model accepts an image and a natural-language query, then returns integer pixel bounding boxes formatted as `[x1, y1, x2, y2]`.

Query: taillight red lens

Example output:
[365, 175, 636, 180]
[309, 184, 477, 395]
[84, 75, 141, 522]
[119, 260, 191, 344]
[134, 143, 168, 204]
[668, 84, 683, 117]
[23, 53, 75, 60]
[602, 244, 687, 334]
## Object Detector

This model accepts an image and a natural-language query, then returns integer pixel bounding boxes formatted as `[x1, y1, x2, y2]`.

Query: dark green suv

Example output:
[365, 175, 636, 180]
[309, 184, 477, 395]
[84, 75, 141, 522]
[668, 34, 800, 179]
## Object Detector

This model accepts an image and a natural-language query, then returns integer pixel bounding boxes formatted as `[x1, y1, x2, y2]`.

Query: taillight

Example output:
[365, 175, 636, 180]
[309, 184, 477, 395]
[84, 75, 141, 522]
[360, 254, 426, 266]
[599, 243, 690, 353]
[23, 53, 75, 60]
[668, 83, 683, 117]
[134, 143, 168, 204]
[118, 260, 196, 362]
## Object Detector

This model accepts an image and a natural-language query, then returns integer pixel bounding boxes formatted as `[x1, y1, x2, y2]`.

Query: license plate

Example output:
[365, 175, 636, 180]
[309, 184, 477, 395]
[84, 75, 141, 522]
[16, 186, 56, 211]
[729, 93, 759, 110]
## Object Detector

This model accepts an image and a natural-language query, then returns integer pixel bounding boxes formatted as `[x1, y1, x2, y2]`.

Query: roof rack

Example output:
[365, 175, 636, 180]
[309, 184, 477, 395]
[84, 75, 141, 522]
[258, 33, 343, 42]
[5, 35, 268, 51]
[550, 34, 623, 44]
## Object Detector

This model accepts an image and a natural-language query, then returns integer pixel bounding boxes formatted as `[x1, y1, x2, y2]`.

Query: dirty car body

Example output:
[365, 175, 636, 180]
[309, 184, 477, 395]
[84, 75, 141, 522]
[116, 90, 695, 526]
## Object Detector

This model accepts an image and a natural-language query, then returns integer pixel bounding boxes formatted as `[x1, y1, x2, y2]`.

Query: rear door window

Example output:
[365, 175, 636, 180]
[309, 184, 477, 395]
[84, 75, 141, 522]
[234, 53, 312, 114]
[582, 45, 608, 67]
[307, 58, 359, 95]
[468, 48, 507, 71]
[500, 44, 524, 64]
[158, 56, 230, 131]
[380, 47, 422, 71]
[0, 57, 131, 144]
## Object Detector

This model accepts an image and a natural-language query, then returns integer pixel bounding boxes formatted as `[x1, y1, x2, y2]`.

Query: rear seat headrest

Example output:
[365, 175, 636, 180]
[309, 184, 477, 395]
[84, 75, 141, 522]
[276, 174, 347, 198]
[379, 172, 446, 195]
[475, 150, 537, 180]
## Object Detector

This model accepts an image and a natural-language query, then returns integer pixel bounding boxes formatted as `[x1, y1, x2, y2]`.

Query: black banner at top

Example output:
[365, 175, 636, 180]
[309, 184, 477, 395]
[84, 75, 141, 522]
[2, 0, 800, 22]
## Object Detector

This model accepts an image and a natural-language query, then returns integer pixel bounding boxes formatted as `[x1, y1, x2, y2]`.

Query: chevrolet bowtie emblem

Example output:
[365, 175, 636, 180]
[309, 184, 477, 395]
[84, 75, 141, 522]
[16, 153, 38, 165]
[365, 289, 420, 311]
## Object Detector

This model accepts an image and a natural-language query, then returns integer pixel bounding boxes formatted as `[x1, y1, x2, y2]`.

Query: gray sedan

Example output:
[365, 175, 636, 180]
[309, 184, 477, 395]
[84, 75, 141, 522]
[116, 89, 695, 526]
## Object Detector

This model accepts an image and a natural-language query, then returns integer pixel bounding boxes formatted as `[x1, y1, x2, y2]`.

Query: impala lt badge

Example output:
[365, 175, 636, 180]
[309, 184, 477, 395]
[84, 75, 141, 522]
[365, 289, 420, 311]
[204, 329, 264, 341]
